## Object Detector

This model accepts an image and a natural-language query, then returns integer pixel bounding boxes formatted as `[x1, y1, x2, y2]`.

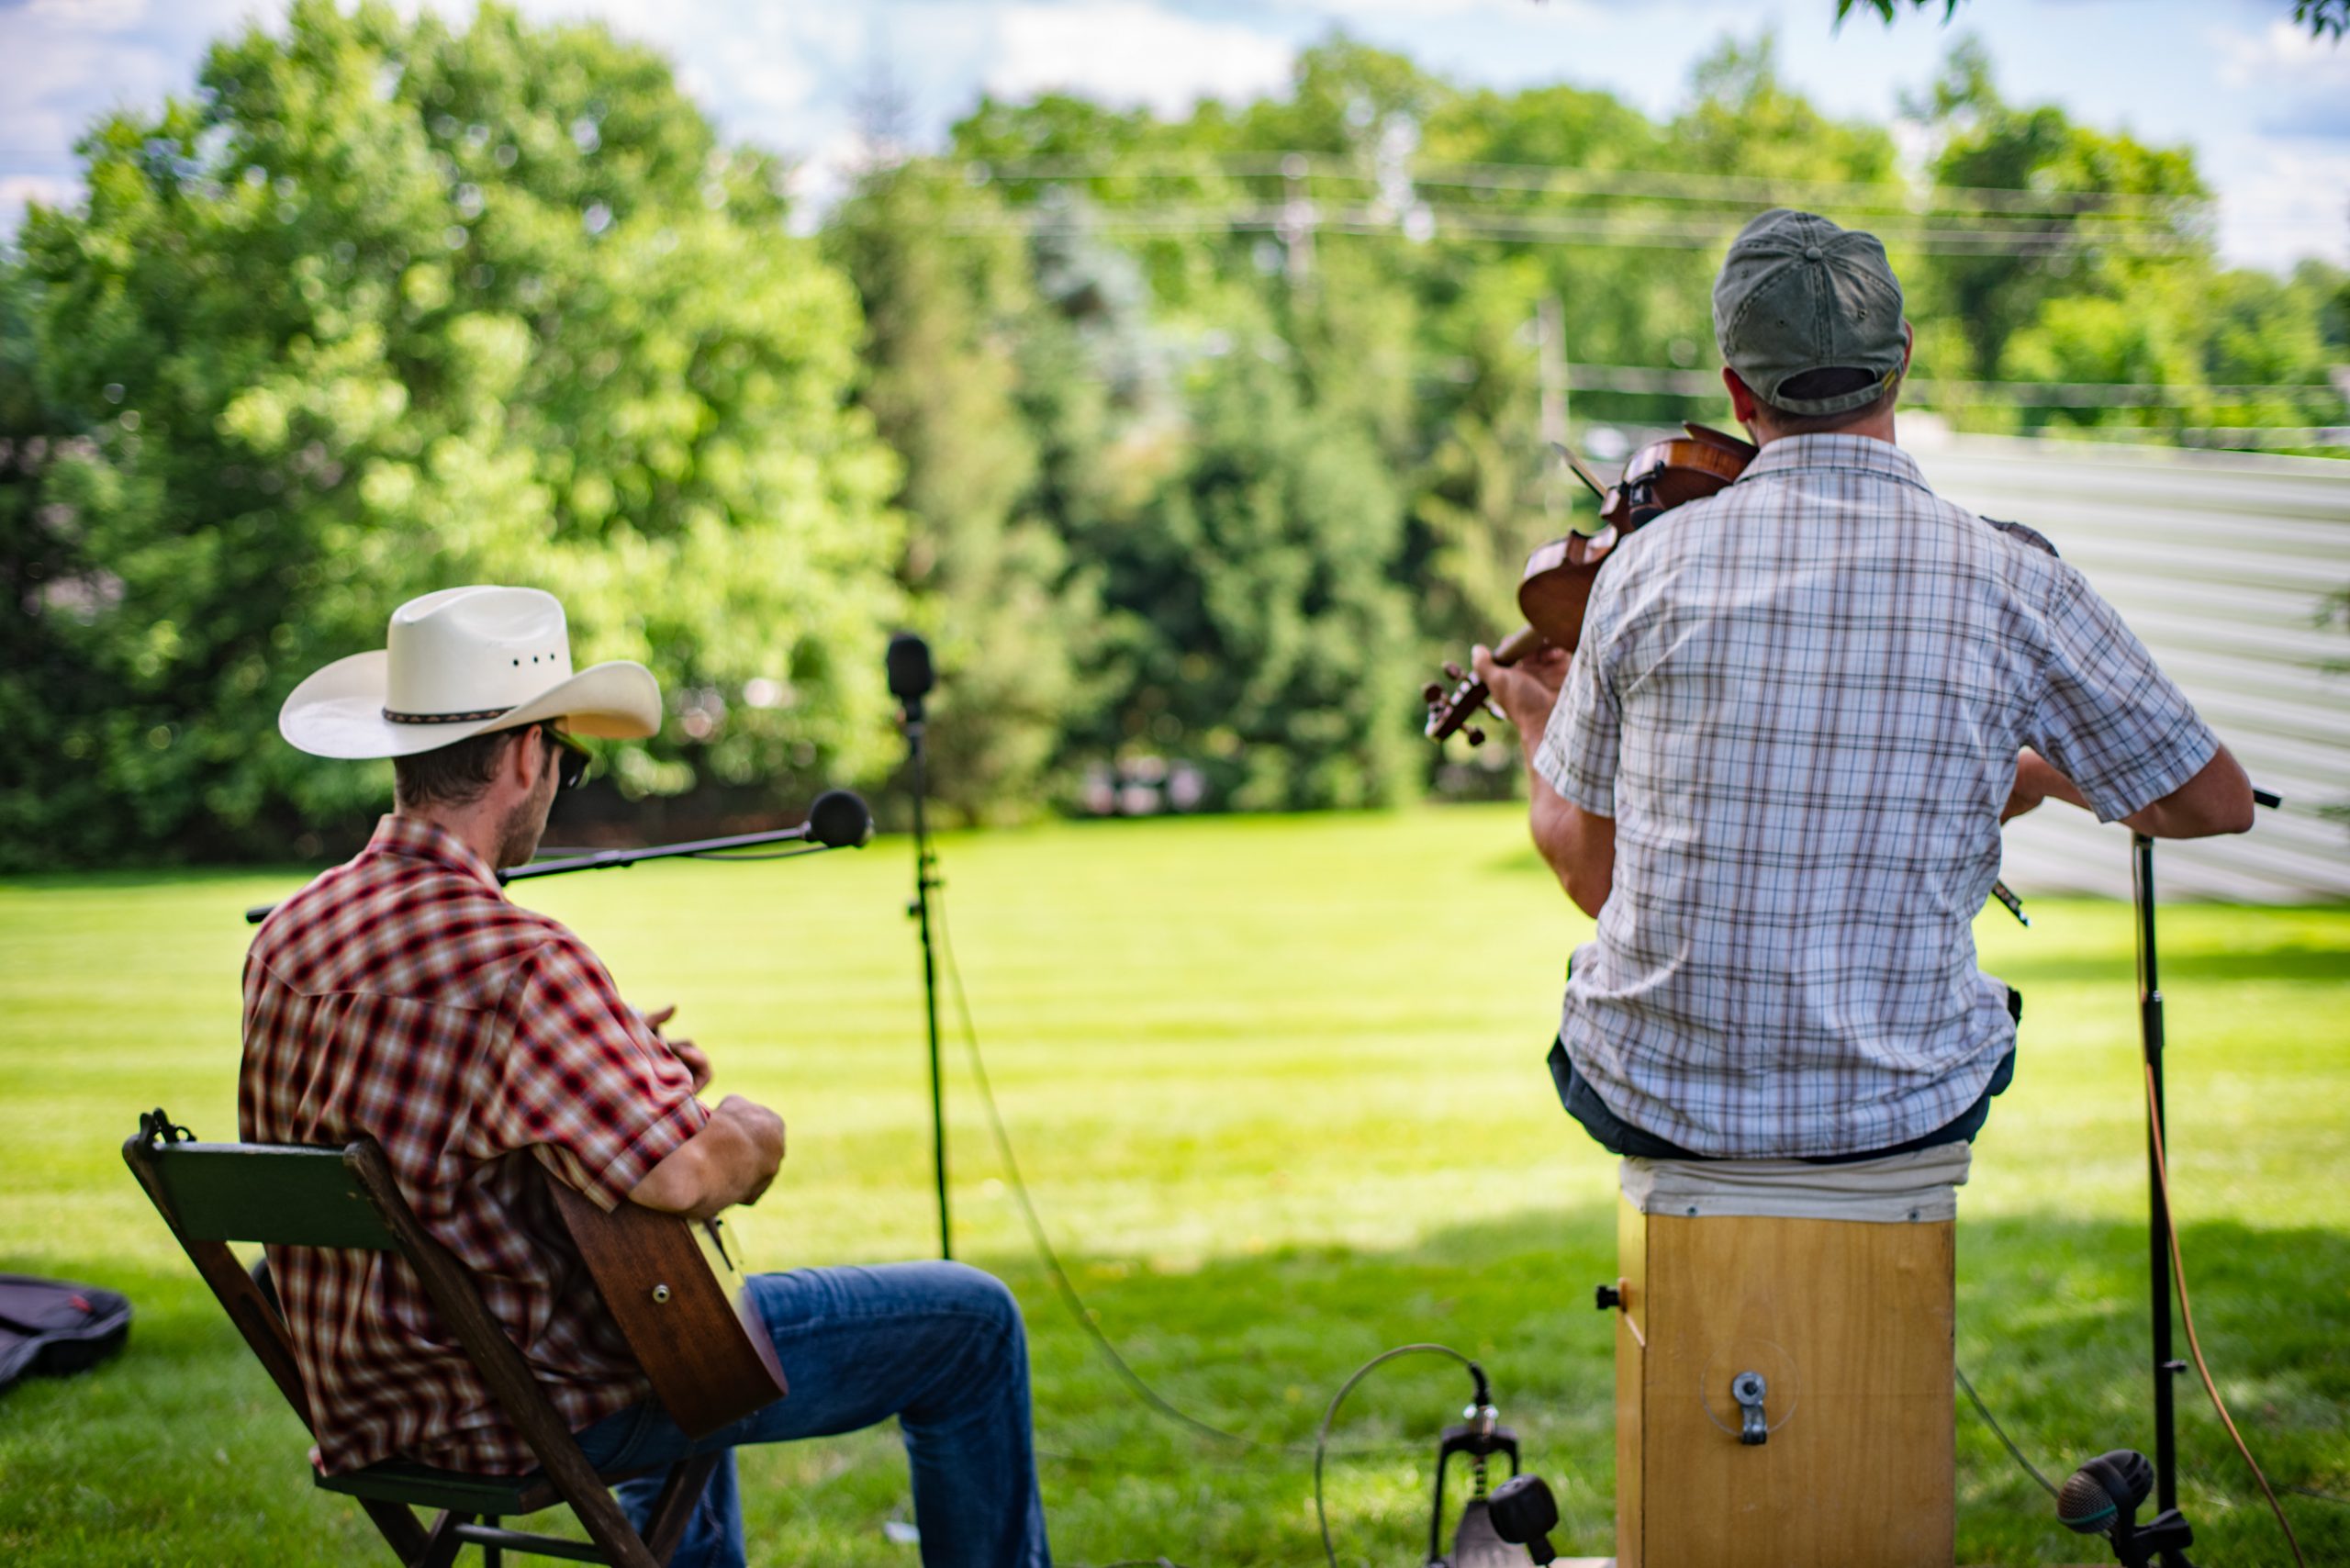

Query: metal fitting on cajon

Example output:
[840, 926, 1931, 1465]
[1731, 1371, 1769, 1446]
[1593, 1276, 1644, 1348]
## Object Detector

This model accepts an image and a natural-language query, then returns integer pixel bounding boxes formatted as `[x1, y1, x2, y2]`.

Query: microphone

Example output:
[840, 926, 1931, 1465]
[2057, 1449, 2197, 1567]
[887, 632, 934, 722]
[2058, 1450, 2154, 1536]
[808, 788, 874, 849]
[1487, 1473, 1561, 1566]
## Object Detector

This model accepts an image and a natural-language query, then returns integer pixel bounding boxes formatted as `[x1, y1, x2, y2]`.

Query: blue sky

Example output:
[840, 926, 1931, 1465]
[3, 0, 2345, 271]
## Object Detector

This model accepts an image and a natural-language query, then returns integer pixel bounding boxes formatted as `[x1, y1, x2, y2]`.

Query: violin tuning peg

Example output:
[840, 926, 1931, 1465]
[1422, 681, 1445, 704]
[1444, 661, 1466, 682]
[1465, 726, 1486, 747]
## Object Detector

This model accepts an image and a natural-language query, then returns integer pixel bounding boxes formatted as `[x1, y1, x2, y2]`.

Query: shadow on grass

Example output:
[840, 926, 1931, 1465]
[5, 1202, 2344, 1567]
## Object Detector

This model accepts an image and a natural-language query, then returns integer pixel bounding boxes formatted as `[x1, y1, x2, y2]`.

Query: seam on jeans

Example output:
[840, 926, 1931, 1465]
[760, 1304, 1015, 1336]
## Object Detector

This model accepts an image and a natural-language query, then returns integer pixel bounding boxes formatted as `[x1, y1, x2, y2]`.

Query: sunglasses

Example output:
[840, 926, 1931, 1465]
[541, 724, 592, 790]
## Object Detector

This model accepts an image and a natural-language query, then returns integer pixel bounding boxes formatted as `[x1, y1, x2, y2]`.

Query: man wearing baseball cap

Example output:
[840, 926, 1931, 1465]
[1477, 210, 2254, 1163]
[247, 586, 1050, 1567]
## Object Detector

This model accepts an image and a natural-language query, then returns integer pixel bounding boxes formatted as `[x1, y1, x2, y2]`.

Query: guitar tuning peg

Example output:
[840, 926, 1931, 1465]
[1465, 726, 1486, 746]
[1444, 661, 1466, 682]
[1422, 681, 1445, 704]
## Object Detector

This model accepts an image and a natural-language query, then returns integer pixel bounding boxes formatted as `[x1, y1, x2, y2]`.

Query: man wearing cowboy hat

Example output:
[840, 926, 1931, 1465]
[245, 586, 1050, 1568]
[1475, 210, 2254, 1165]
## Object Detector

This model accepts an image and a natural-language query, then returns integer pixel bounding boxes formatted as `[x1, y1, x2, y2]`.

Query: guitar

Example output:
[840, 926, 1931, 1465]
[547, 1181, 788, 1439]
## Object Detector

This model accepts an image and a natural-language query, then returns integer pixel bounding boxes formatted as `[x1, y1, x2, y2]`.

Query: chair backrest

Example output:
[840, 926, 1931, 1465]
[126, 1141, 397, 1250]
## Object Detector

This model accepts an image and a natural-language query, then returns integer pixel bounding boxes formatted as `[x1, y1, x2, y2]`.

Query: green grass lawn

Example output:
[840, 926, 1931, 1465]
[1, 805, 2344, 1565]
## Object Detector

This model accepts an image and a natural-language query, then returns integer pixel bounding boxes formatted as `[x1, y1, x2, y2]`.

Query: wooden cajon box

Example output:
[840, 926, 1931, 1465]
[1612, 1162, 1958, 1568]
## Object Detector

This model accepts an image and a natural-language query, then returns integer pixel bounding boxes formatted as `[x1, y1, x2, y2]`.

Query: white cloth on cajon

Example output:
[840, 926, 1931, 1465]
[1619, 1143, 1970, 1225]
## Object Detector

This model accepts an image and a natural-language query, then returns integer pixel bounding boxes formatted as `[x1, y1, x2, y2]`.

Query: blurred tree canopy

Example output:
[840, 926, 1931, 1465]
[4, 8, 2345, 861]
[2, 0, 901, 864]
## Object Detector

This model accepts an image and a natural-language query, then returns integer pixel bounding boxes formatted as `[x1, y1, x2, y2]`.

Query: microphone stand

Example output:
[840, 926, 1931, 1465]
[2132, 829, 2183, 1519]
[906, 711, 950, 1260]
[2131, 787, 2278, 1515]
[890, 634, 952, 1262]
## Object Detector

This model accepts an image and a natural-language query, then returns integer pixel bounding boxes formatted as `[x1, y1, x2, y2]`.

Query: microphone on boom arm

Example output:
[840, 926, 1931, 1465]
[241, 788, 874, 924]
[808, 787, 877, 850]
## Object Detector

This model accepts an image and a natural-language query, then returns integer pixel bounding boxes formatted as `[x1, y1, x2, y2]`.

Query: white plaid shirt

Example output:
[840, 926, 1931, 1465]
[1535, 434, 2217, 1158]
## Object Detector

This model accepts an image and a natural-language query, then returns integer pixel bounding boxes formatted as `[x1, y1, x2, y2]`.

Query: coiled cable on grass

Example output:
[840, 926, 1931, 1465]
[1313, 1344, 1481, 1568]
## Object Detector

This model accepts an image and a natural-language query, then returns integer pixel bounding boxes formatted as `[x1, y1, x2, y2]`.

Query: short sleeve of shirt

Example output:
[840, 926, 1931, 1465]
[1533, 592, 1624, 817]
[2030, 565, 2219, 823]
[486, 935, 707, 1210]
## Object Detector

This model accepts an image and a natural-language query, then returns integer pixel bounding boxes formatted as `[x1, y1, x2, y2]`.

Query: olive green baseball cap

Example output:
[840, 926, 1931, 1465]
[1711, 208, 1906, 416]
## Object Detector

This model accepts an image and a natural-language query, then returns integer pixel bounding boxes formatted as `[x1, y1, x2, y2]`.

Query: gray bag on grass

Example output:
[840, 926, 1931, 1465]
[0, 1273, 131, 1392]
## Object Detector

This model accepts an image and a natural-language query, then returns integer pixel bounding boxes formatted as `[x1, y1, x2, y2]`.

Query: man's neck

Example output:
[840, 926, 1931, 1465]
[1745, 411, 1902, 449]
[394, 805, 505, 877]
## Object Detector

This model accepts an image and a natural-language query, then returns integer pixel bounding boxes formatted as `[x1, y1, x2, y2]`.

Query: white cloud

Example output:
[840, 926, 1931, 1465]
[0, 173, 84, 231]
[985, 1, 1294, 118]
[24, 0, 152, 30]
[2213, 17, 2350, 93]
[2215, 141, 2350, 268]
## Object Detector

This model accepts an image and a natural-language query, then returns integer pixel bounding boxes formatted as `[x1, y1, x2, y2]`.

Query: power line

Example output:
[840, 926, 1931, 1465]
[966, 150, 2206, 223]
[1558, 362, 2346, 409]
[943, 201, 2199, 259]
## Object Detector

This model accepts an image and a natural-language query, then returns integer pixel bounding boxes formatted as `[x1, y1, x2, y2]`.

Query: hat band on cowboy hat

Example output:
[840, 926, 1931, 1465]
[279, 585, 662, 760]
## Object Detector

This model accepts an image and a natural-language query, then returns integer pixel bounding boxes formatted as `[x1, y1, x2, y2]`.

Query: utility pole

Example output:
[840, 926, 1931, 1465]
[1279, 152, 1315, 288]
[1537, 296, 1568, 523]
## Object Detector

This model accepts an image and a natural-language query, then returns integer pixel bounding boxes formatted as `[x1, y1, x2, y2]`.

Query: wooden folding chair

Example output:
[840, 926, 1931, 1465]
[123, 1108, 719, 1567]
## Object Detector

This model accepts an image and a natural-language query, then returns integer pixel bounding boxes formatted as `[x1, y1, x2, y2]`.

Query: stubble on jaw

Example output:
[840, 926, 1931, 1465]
[493, 748, 558, 869]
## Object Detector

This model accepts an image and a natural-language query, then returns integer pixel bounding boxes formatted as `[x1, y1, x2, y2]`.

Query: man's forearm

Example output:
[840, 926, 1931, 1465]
[2008, 747, 2254, 838]
[627, 1094, 785, 1220]
[1530, 774, 1614, 917]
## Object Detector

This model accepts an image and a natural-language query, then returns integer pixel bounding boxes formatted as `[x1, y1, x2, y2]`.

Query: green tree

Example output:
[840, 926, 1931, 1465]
[8, 0, 901, 863]
[826, 160, 1096, 823]
[1906, 39, 2210, 386]
[0, 263, 124, 864]
[1103, 346, 1417, 812]
[1841, 0, 2347, 39]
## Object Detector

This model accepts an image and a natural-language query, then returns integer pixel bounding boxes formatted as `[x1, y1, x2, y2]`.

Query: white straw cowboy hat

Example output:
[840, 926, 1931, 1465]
[279, 586, 662, 759]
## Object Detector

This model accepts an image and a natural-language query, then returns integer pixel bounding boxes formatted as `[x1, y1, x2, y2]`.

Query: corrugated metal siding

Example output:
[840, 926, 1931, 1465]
[1908, 431, 2350, 903]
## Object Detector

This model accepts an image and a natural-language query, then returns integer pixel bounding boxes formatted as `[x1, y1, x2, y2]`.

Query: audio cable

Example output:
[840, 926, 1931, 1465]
[2142, 1058, 2306, 1567]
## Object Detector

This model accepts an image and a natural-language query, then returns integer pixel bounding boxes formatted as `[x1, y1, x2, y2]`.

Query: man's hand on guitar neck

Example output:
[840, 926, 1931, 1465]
[627, 1095, 786, 1221]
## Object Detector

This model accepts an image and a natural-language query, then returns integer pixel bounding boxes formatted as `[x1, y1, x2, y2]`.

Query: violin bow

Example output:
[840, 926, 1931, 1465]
[1550, 441, 1613, 504]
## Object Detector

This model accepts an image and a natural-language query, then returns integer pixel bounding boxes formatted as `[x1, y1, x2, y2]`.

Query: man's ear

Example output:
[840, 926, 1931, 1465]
[1899, 319, 1914, 377]
[1722, 366, 1762, 429]
[501, 725, 543, 791]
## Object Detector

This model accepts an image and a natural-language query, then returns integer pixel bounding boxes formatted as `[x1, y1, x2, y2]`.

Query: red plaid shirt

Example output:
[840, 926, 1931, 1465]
[241, 814, 705, 1476]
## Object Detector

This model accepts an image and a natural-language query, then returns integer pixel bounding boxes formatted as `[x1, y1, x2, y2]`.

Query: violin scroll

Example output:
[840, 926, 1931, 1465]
[1422, 424, 1757, 748]
[1423, 626, 1542, 745]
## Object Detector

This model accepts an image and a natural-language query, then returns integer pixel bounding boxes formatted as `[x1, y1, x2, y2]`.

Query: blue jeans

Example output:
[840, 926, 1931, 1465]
[572, 1260, 1049, 1568]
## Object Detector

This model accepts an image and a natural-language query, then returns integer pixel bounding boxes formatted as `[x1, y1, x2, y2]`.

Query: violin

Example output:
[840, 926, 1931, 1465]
[1423, 422, 1756, 746]
[1421, 423, 2038, 929]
